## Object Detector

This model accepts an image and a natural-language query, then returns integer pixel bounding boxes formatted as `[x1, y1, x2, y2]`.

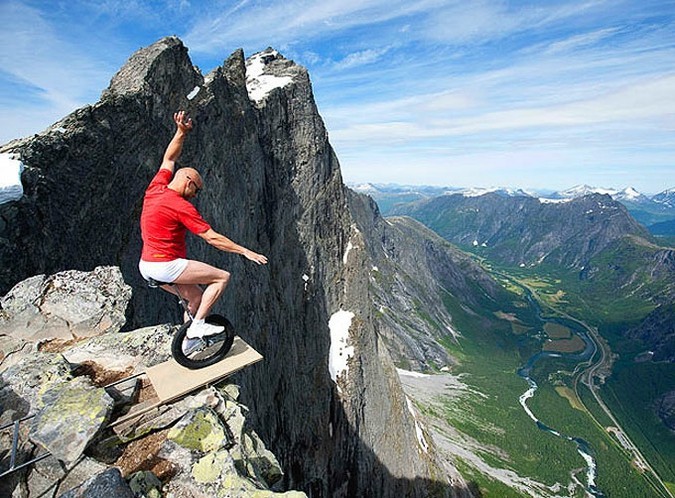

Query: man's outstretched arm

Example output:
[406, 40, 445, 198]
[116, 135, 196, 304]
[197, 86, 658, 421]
[199, 229, 269, 265]
[160, 111, 193, 173]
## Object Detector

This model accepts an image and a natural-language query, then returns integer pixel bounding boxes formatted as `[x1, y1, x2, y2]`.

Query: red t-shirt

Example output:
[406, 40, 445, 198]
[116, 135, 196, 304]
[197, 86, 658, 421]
[140, 169, 211, 262]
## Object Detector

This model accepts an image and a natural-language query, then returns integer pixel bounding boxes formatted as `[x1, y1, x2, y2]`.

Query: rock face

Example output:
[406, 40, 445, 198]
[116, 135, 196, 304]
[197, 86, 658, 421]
[627, 303, 675, 362]
[346, 190, 514, 372]
[0, 38, 472, 496]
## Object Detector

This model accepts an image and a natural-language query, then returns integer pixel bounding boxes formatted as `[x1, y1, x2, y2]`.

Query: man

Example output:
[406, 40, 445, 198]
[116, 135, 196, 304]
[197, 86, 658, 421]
[139, 111, 267, 342]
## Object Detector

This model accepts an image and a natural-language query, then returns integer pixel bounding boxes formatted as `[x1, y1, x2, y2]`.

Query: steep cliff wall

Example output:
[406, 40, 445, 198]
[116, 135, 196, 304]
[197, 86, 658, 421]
[0, 38, 471, 496]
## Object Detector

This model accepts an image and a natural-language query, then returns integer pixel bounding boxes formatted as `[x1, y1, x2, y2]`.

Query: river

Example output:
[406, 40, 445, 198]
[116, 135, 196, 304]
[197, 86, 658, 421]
[517, 291, 606, 497]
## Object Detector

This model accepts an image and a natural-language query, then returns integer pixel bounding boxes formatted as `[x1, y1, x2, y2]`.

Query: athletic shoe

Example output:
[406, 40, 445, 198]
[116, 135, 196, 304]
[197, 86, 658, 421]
[182, 337, 204, 356]
[187, 319, 225, 339]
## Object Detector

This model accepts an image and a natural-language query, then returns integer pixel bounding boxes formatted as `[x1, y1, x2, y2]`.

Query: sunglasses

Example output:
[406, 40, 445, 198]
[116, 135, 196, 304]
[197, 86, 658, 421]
[186, 175, 202, 193]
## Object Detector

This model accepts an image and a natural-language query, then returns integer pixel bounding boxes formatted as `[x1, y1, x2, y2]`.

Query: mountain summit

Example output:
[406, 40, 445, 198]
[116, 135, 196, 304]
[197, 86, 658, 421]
[0, 37, 472, 496]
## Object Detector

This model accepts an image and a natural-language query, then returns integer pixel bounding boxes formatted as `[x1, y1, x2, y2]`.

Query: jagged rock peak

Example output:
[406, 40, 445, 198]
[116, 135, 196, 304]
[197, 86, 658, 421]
[101, 37, 306, 109]
[103, 36, 201, 100]
[245, 48, 307, 105]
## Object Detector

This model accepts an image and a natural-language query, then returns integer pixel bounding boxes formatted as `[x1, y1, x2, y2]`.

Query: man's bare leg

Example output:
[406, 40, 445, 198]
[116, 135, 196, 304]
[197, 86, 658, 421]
[172, 260, 231, 320]
[161, 283, 203, 319]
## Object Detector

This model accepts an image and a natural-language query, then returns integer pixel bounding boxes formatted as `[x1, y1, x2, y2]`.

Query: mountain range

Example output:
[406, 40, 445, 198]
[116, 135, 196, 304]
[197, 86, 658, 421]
[353, 183, 675, 234]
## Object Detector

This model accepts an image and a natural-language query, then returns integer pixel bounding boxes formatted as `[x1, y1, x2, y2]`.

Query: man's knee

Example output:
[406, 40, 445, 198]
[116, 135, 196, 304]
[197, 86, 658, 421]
[216, 271, 231, 289]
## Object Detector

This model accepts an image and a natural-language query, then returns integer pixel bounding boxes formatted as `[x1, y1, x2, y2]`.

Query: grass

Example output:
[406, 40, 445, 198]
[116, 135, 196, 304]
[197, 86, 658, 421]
[433, 262, 670, 497]
[602, 360, 675, 484]
[544, 322, 572, 339]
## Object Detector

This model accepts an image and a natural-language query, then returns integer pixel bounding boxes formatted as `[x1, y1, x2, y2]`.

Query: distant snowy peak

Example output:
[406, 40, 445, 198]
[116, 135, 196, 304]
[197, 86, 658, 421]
[460, 187, 532, 198]
[612, 187, 650, 203]
[557, 184, 619, 198]
[352, 183, 380, 194]
[551, 185, 650, 204]
[652, 188, 675, 208]
[348, 182, 673, 208]
[245, 49, 295, 104]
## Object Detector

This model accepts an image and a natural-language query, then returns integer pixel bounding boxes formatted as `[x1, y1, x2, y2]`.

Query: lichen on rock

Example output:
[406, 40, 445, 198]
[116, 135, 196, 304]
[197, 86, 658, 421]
[167, 406, 230, 453]
[29, 376, 114, 464]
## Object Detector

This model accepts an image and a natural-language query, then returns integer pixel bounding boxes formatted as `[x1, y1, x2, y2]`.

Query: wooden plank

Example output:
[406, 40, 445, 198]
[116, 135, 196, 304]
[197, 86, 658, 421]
[145, 336, 262, 403]
[109, 396, 162, 430]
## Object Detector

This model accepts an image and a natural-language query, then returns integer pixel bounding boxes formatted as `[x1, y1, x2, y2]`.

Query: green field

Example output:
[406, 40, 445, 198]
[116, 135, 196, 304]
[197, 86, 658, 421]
[430, 264, 673, 497]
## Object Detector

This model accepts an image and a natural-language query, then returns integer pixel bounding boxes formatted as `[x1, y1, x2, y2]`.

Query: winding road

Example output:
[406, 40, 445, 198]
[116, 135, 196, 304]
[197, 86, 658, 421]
[496, 269, 673, 498]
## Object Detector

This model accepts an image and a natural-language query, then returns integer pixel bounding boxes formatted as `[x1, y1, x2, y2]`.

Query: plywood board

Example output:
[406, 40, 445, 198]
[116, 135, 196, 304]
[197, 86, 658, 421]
[145, 336, 263, 402]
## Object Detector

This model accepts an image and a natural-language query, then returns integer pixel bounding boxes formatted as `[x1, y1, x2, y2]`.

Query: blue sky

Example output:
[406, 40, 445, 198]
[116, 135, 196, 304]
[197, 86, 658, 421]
[1, 0, 674, 193]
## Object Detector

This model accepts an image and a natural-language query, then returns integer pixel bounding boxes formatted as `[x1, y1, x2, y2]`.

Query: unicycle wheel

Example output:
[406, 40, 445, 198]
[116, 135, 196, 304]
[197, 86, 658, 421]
[171, 314, 235, 369]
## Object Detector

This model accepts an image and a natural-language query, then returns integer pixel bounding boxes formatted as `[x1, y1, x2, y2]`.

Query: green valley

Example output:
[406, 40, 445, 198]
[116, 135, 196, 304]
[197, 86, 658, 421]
[426, 259, 675, 497]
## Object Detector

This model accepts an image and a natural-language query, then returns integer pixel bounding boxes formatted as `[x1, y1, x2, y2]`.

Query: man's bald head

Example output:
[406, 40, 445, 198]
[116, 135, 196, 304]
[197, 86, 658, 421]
[169, 167, 203, 199]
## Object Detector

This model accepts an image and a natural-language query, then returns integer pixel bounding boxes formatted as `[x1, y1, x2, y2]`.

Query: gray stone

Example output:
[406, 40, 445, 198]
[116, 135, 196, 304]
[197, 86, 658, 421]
[62, 324, 173, 373]
[59, 467, 135, 498]
[127, 470, 162, 498]
[0, 267, 131, 360]
[114, 386, 224, 442]
[166, 406, 230, 453]
[0, 353, 72, 423]
[25, 455, 108, 498]
[30, 377, 114, 464]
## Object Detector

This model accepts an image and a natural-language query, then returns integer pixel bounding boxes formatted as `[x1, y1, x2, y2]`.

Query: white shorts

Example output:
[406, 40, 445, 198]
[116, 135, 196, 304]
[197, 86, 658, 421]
[138, 258, 189, 284]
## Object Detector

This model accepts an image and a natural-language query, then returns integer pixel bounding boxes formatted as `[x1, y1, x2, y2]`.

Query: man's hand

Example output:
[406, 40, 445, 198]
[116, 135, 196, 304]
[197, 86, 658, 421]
[243, 249, 268, 265]
[174, 110, 193, 134]
[160, 111, 193, 171]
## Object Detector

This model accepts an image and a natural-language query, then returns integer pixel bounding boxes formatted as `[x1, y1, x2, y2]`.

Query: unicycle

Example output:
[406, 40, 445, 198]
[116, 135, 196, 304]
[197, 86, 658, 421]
[146, 278, 235, 369]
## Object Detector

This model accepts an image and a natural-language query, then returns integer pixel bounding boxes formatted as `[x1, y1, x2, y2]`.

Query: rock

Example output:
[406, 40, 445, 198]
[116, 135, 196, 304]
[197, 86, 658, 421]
[0, 353, 72, 423]
[114, 386, 225, 442]
[0, 267, 131, 364]
[26, 456, 108, 498]
[191, 449, 236, 484]
[62, 324, 174, 373]
[30, 376, 114, 464]
[59, 467, 135, 498]
[231, 429, 284, 488]
[166, 406, 231, 453]
[127, 470, 163, 498]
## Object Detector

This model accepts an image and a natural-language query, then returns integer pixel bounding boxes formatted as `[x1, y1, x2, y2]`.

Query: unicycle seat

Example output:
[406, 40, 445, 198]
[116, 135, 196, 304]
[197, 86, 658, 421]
[145, 277, 170, 289]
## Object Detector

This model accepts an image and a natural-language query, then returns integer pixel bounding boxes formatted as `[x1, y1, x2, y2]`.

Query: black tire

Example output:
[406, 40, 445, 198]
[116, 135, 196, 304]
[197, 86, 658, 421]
[171, 314, 235, 369]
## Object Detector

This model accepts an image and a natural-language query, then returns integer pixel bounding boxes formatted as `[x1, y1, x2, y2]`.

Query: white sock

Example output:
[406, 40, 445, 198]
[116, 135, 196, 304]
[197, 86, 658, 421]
[192, 318, 205, 326]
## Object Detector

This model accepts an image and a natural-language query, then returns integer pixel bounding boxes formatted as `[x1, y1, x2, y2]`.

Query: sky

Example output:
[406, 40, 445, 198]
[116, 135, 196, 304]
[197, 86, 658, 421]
[0, 0, 674, 193]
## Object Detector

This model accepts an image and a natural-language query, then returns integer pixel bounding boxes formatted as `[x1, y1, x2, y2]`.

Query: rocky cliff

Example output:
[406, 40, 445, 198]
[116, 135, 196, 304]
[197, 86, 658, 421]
[346, 190, 518, 372]
[0, 37, 473, 496]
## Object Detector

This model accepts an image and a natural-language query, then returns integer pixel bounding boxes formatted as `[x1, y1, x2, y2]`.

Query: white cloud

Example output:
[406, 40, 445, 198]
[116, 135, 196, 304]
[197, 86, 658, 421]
[0, 2, 114, 143]
[543, 27, 621, 55]
[183, 0, 446, 55]
[333, 47, 393, 70]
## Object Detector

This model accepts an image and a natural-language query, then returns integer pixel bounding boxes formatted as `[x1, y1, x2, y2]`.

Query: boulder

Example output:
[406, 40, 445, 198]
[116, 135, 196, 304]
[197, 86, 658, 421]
[62, 324, 173, 373]
[30, 376, 114, 464]
[0, 267, 131, 367]
[59, 467, 134, 498]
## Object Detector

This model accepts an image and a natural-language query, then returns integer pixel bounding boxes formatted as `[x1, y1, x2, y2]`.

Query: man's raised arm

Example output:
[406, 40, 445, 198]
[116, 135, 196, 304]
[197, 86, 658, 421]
[160, 111, 193, 173]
